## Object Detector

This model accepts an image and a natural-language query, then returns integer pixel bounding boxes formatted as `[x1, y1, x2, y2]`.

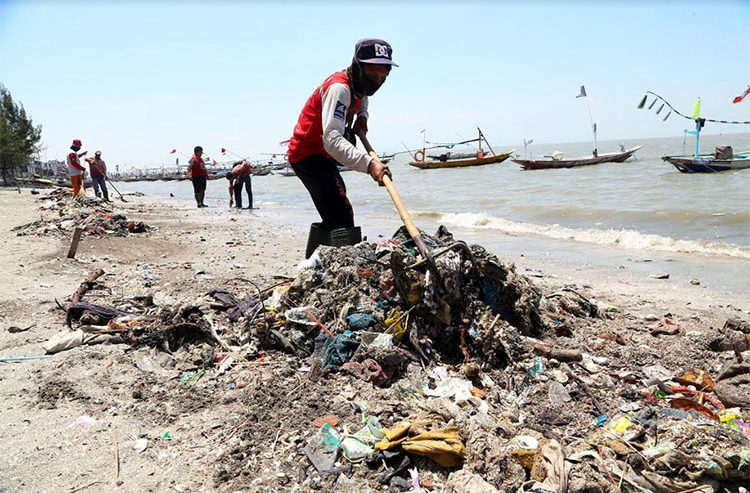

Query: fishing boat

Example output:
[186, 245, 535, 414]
[408, 127, 514, 169]
[409, 149, 515, 169]
[662, 150, 750, 173]
[514, 85, 641, 170]
[637, 90, 750, 173]
[512, 146, 641, 170]
[426, 151, 476, 161]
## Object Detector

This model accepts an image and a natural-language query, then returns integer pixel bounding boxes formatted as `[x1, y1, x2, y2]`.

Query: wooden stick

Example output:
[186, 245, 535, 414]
[597, 445, 618, 487]
[67, 227, 84, 258]
[565, 366, 605, 415]
[271, 427, 282, 452]
[72, 268, 105, 303]
[488, 314, 501, 331]
[111, 428, 120, 480]
[618, 454, 630, 489]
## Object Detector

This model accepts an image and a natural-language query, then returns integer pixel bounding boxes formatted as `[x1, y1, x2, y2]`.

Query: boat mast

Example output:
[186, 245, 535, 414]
[577, 85, 598, 157]
[477, 127, 496, 156]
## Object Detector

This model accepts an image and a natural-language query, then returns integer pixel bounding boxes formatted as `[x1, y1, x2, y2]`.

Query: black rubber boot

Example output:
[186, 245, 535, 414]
[305, 222, 331, 258]
[330, 226, 362, 247]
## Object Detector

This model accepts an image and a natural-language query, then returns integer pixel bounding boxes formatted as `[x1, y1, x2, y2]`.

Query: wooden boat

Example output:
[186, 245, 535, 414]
[408, 149, 515, 169]
[408, 127, 514, 169]
[426, 151, 476, 161]
[512, 146, 642, 170]
[662, 151, 750, 173]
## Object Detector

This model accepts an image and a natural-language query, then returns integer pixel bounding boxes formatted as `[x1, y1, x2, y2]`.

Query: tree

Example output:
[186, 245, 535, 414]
[0, 84, 42, 185]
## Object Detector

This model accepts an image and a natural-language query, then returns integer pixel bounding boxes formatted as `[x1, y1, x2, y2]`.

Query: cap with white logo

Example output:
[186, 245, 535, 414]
[354, 38, 398, 67]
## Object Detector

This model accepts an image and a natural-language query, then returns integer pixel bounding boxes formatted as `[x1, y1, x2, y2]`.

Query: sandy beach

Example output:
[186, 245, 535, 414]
[0, 187, 748, 493]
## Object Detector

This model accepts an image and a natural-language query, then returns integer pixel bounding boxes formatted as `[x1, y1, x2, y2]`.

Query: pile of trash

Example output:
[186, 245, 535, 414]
[44, 226, 750, 492]
[12, 188, 151, 237]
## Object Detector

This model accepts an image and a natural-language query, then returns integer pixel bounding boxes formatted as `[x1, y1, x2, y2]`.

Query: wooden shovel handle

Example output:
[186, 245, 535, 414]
[357, 131, 433, 262]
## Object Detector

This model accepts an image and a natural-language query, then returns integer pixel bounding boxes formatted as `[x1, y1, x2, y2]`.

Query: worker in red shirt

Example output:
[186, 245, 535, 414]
[66, 139, 87, 197]
[187, 145, 208, 207]
[85, 150, 109, 201]
[229, 160, 253, 209]
[286, 38, 395, 256]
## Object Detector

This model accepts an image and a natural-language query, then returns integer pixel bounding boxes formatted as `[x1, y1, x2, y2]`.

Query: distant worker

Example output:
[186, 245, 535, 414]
[286, 38, 395, 256]
[66, 139, 87, 197]
[85, 150, 109, 201]
[187, 145, 208, 208]
[230, 160, 254, 209]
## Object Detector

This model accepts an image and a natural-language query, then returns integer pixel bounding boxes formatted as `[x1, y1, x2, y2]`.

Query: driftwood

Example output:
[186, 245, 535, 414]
[533, 345, 583, 362]
[72, 268, 105, 303]
[67, 227, 84, 258]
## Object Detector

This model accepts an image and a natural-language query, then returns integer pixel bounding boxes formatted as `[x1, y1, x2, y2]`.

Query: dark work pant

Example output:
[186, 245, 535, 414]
[91, 176, 108, 200]
[191, 176, 207, 193]
[233, 175, 253, 208]
[291, 154, 354, 229]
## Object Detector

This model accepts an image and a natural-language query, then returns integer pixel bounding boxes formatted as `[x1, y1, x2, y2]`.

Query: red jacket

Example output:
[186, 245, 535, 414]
[189, 155, 208, 177]
[287, 70, 362, 163]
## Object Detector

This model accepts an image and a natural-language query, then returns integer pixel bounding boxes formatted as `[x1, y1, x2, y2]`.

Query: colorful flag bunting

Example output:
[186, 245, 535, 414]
[576, 85, 587, 98]
[733, 86, 750, 104]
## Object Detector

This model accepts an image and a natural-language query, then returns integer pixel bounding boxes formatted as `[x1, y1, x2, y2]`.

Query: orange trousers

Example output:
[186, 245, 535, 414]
[70, 175, 83, 196]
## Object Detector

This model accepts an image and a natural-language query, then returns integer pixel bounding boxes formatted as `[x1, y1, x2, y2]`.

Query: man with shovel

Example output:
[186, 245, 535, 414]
[85, 150, 109, 201]
[287, 38, 394, 257]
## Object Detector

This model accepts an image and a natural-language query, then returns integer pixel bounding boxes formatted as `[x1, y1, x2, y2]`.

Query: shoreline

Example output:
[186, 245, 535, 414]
[128, 182, 750, 307]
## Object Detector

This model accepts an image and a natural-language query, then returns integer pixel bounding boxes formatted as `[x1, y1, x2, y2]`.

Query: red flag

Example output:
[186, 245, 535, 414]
[279, 139, 291, 147]
[733, 86, 749, 104]
[170, 149, 176, 154]
[221, 148, 226, 154]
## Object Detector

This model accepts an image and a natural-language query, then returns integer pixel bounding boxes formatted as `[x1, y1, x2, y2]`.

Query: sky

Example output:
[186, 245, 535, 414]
[1, 0, 749, 170]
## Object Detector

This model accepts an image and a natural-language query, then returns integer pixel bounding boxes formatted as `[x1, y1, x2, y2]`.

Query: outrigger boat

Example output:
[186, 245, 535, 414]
[638, 90, 750, 173]
[408, 128, 514, 169]
[512, 146, 641, 170]
[662, 150, 750, 173]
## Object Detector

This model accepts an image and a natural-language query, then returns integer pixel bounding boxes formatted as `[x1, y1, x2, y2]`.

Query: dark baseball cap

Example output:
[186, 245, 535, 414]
[354, 38, 398, 67]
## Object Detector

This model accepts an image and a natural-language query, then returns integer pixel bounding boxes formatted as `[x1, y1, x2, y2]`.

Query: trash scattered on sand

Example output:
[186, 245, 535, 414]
[44, 224, 750, 492]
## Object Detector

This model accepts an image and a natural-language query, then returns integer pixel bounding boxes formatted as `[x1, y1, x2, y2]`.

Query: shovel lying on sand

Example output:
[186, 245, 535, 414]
[356, 130, 444, 290]
[106, 178, 128, 203]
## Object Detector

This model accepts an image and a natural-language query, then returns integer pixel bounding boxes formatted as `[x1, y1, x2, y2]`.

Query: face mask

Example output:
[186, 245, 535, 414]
[361, 75, 384, 96]
[349, 61, 385, 97]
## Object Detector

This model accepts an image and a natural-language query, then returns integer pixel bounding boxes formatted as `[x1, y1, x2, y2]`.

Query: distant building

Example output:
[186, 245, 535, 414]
[22, 159, 66, 178]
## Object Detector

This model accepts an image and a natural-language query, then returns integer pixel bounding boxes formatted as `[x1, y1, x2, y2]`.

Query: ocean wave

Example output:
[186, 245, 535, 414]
[413, 211, 750, 259]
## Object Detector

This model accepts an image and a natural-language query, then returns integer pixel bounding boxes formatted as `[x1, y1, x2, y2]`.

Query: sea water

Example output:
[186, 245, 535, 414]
[117, 132, 750, 295]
